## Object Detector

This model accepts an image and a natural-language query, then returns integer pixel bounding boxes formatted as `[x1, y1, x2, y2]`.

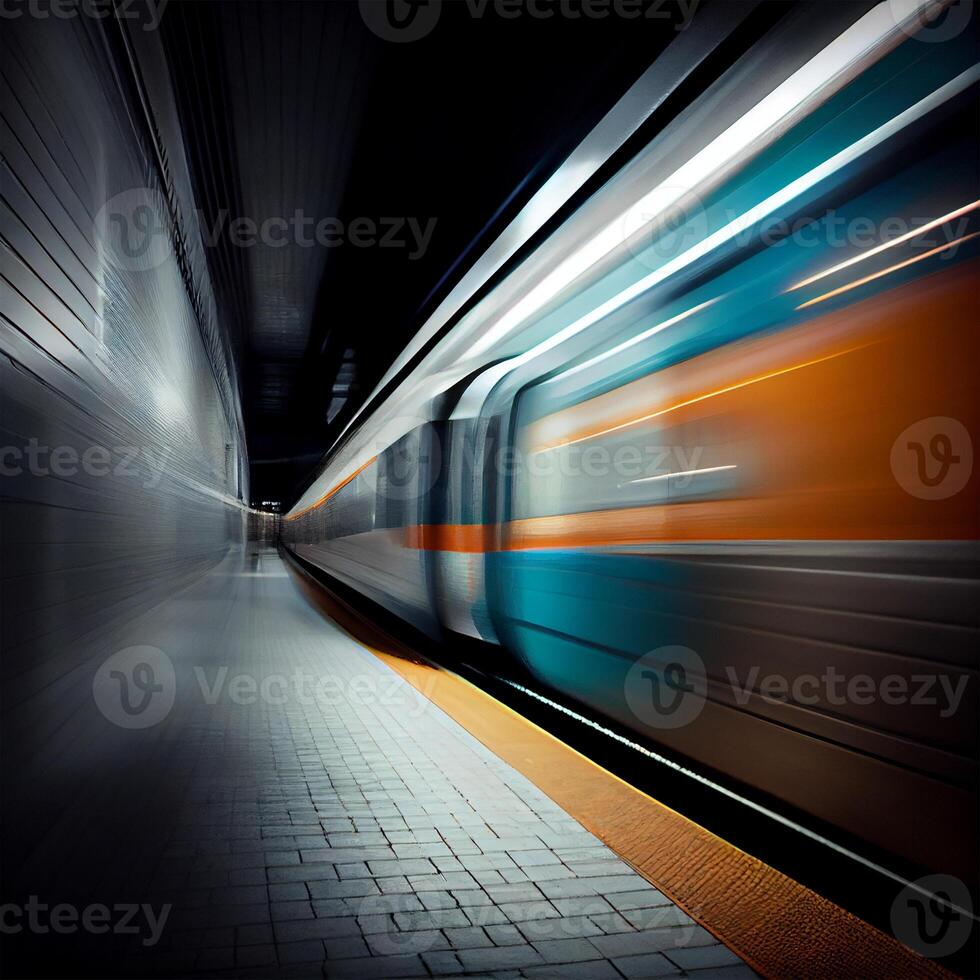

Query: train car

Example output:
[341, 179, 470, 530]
[284, 1, 979, 889]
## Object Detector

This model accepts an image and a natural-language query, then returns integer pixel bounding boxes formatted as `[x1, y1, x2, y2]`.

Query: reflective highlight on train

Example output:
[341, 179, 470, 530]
[284, 2, 979, 887]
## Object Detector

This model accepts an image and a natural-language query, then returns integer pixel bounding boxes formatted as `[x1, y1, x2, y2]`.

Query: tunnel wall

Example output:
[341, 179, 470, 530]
[0, 10, 248, 814]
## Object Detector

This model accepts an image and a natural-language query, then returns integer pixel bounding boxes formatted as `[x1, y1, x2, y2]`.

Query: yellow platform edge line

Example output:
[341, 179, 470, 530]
[365, 650, 952, 980]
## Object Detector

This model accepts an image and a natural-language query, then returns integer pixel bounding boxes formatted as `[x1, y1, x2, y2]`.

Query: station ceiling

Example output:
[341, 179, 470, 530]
[156, 0, 694, 503]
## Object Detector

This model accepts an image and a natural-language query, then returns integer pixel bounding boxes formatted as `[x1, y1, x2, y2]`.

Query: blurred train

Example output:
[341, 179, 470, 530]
[284, 1, 979, 887]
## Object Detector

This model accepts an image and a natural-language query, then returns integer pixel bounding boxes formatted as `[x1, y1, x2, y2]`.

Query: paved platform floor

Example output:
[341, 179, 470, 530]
[2, 547, 754, 979]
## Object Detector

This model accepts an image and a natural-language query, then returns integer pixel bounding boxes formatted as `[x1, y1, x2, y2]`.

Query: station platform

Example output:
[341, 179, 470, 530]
[1, 547, 756, 980]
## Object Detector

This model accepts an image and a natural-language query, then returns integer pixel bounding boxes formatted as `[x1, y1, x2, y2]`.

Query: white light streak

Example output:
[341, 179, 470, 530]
[498, 676, 977, 922]
[629, 464, 737, 485]
[465, 0, 945, 360]
[789, 200, 980, 291]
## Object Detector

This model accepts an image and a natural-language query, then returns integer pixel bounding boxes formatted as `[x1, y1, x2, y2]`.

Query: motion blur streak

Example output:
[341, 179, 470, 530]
[796, 231, 980, 308]
[550, 297, 720, 381]
[463, 0, 946, 360]
[284, 1, 980, 892]
[629, 465, 738, 487]
[285, 455, 378, 522]
[788, 198, 980, 289]
[527, 347, 866, 452]
[1, 8, 250, 901]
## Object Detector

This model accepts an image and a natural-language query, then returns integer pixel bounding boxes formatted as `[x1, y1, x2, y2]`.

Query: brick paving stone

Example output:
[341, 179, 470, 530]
[607, 889, 674, 912]
[485, 883, 545, 904]
[367, 858, 436, 878]
[311, 898, 350, 917]
[590, 911, 636, 933]
[551, 896, 613, 917]
[452, 888, 492, 907]
[460, 853, 518, 872]
[355, 913, 394, 934]
[486, 923, 525, 946]
[270, 882, 310, 902]
[665, 943, 745, 970]
[499, 900, 562, 925]
[473, 869, 507, 887]
[517, 915, 604, 943]
[621, 905, 695, 931]
[433, 855, 465, 873]
[535, 878, 602, 900]
[393, 908, 470, 931]
[270, 900, 315, 921]
[443, 925, 494, 949]
[686, 965, 758, 980]
[365, 929, 450, 955]
[308, 878, 379, 900]
[378, 876, 415, 894]
[508, 849, 562, 867]
[522, 865, 576, 883]
[463, 906, 512, 928]
[523, 961, 623, 979]
[336, 862, 372, 879]
[532, 937, 606, 963]
[579, 874, 651, 894]
[590, 924, 718, 958]
[457, 944, 546, 973]
[324, 935, 371, 960]
[418, 890, 458, 910]
[274, 916, 360, 942]
[268, 864, 339, 885]
[421, 950, 464, 975]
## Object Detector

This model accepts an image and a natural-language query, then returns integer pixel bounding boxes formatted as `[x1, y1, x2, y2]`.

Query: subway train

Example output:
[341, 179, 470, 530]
[283, 1, 979, 888]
